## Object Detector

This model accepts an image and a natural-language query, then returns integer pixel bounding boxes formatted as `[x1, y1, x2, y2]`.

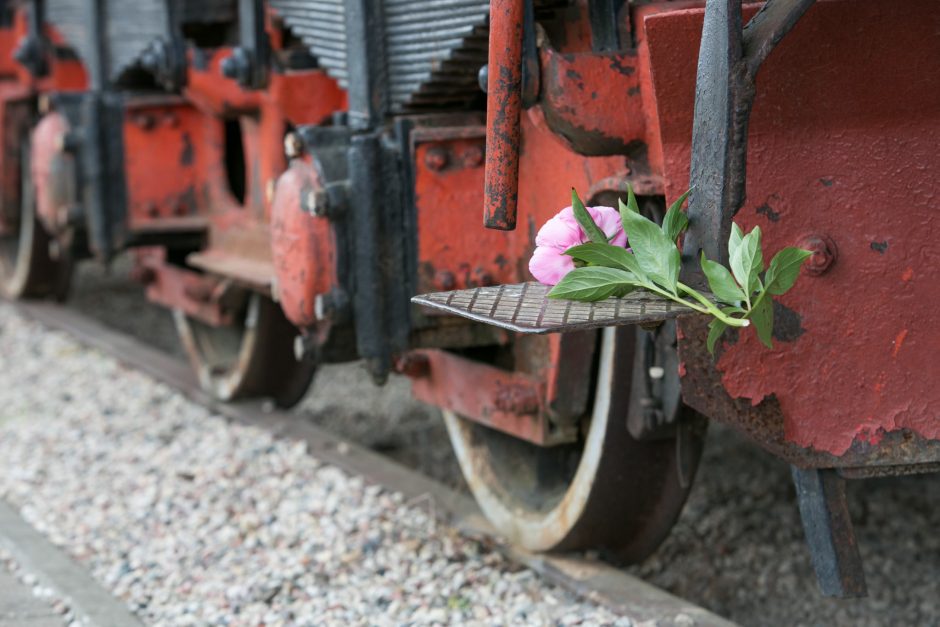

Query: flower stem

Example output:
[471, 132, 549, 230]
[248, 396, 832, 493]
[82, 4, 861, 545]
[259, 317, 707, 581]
[676, 282, 749, 327]
[646, 282, 748, 327]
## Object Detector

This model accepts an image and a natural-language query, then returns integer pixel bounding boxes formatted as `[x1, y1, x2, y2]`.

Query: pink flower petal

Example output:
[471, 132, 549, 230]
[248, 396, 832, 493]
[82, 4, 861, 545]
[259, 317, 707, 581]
[528, 245, 575, 285]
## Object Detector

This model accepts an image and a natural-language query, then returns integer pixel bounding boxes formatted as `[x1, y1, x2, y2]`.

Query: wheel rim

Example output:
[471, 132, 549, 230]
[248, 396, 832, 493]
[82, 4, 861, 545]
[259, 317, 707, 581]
[174, 292, 316, 407]
[0, 138, 71, 300]
[444, 326, 705, 562]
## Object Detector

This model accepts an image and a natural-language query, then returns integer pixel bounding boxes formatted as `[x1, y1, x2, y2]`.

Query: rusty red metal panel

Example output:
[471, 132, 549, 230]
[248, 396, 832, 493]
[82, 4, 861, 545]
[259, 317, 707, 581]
[270, 159, 338, 328]
[538, 46, 647, 157]
[408, 348, 578, 446]
[644, 0, 940, 458]
[483, 0, 524, 230]
[123, 101, 225, 231]
[29, 111, 73, 235]
[134, 248, 235, 327]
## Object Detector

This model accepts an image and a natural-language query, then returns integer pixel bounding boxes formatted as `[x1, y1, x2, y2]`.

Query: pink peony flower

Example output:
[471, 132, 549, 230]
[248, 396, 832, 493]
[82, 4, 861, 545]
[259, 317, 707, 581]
[528, 205, 627, 285]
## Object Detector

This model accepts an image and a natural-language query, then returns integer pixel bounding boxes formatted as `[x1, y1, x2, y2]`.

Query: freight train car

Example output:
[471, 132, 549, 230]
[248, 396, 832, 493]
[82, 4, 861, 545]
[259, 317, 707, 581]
[0, 0, 935, 597]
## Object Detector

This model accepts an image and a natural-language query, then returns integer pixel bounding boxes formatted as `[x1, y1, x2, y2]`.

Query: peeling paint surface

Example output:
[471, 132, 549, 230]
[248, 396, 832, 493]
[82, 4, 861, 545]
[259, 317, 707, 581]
[646, 1, 940, 456]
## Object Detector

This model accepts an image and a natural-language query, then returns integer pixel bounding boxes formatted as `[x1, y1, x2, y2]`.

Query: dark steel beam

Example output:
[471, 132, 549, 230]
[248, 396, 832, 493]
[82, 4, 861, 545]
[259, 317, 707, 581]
[791, 467, 868, 598]
[684, 0, 816, 276]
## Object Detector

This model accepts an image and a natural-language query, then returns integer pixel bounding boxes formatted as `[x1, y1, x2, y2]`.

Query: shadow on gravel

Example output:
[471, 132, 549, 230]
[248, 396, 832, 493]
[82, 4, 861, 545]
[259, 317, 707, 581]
[69, 255, 939, 627]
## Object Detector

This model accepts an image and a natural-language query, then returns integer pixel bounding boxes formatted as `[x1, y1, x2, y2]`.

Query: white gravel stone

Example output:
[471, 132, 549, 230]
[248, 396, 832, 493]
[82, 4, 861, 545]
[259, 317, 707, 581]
[0, 303, 629, 626]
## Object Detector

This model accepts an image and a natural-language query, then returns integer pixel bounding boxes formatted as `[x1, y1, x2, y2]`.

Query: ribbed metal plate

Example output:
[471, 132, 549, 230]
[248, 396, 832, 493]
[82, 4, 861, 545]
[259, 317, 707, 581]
[412, 282, 702, 334]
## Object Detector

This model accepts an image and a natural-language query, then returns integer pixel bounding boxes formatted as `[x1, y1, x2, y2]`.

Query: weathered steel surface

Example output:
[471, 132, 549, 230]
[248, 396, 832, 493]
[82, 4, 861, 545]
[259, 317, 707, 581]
[645, 0, 940, 459]
[483, 0, 524, 230]
[408, 348, 578, 446]
[413, 282, 700, 335]
[791, 467, 867, 598]
[270, 159, 337, 327]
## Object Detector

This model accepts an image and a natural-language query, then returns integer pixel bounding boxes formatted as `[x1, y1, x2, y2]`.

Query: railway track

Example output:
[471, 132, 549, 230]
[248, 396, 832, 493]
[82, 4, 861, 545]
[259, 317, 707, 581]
[10, 298, 733, 627]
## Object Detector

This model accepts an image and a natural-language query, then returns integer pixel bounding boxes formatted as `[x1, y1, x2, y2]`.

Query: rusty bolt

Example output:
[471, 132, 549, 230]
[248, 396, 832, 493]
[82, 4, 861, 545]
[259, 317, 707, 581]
[424, 147, 449, 171]
[461, 145, 484, 168]
[393, 353, 430, 378]
[146, 202, 160, 218]
[477, 271, 494, 287]
[800, 234, 838, 276]
[284, 132, 304, 159]
[494, 384, 540, 415]
[435, 270, 456, 291]
[133, 114, 156, 130]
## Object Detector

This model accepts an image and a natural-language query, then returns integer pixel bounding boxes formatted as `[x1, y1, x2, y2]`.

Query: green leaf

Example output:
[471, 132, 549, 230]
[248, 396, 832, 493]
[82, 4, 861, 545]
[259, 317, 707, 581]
[662, 188, 691, 243]
[700, 252, 746, 305]
[764, 247, 813, 295]
[730, 225, 764, 297]
[626, 184, 640, 214]
[707, 319, 728, 355]
[619, 204, 681, 294]
[565, 243, 645, 278]
[571, 188, 608, 245]
[749, 296, 774, 349]
[729, 222, 744, 259]
[548, 266, 640, 301]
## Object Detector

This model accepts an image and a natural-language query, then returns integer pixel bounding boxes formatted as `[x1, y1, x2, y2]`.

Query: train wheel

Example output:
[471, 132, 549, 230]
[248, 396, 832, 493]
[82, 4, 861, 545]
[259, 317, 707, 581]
[0, 141, 72, 300]
[174, 292, 316, 408]
[443, 325, 705, 563]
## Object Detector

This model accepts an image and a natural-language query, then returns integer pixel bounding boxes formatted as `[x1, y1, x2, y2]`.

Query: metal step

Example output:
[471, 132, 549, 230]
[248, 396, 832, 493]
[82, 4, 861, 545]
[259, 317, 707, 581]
[411, 282, 702, 334]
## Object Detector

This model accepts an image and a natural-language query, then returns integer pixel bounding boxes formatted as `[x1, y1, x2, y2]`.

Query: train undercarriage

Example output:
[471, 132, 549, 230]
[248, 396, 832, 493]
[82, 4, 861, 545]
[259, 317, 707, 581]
[0, 0, 936, 598]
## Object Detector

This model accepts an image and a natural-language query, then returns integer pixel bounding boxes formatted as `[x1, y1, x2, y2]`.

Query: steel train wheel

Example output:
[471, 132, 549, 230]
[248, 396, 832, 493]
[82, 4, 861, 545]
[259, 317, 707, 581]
[444, 326, 704, 563]
[0, 141, 72, 300]
[174, 292, 316, 408]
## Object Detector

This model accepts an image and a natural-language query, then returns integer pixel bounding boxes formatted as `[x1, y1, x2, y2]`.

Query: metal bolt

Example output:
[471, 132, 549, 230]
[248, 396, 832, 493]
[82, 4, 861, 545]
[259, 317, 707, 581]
[494, 384, 540, 415]
[461, 145, 484, 168]
[424, 147, 449, 171]
[393, 353, 430, 378]
[800, 234, 838, 276]
[302, 188, 329, 216]
[133, 114, 156, 130]
[477, 64, 489, 93]
[284, 133, 304, 159]
[161, 112, 179, 128]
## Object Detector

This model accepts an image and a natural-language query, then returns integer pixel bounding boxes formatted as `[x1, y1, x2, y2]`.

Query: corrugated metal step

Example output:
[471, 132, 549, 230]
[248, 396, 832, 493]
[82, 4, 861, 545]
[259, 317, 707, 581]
[412, 282, 704, 334]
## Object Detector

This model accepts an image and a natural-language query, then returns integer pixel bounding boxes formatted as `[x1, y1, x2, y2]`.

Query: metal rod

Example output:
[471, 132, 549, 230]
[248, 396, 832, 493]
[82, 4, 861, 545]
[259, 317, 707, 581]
[483, 0, 524, 230]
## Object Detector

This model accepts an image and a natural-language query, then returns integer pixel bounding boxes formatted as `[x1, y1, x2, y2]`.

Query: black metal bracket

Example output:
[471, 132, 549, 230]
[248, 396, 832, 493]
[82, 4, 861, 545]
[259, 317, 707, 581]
[791, 467, 868, 597]
[13, 0, 48, 77]
[683, 0, 816, 283]
[139, 0, 188, 92]
[222, 0, 269, 90]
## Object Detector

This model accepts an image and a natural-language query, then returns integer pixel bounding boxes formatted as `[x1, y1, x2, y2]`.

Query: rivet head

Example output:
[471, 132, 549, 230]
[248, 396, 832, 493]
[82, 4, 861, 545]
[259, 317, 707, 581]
[424, 147, 449, 171]
[799, 234, 838, 276]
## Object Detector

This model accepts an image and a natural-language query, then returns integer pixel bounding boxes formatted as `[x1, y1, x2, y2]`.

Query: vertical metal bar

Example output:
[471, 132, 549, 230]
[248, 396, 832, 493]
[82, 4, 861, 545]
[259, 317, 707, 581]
[344, 0, 388, 130]
[683, 0, 747, 275]
[483, 0, 524, 230]
[791, 467, 868, 597]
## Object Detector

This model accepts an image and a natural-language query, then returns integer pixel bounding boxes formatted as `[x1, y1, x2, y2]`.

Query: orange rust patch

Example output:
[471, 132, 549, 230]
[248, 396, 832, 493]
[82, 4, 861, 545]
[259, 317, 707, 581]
[901, 267, 914, 282]
[892, 328, 908, 358]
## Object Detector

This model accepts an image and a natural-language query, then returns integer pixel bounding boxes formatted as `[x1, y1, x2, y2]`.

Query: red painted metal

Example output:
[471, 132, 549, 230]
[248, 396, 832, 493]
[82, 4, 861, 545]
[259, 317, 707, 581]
[135, 248, 235, 327]
[270, 158, 338, 328]
[408, 348, 577, 446]
[644, 0, 940, 457]
[483, 0, 524, 230]
[29, 111, 73, 235]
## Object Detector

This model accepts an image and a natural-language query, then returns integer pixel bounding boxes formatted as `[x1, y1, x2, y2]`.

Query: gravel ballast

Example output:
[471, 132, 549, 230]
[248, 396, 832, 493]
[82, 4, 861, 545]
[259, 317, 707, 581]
[53, 260, 940, 625]
[0, 303, 636, 626]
